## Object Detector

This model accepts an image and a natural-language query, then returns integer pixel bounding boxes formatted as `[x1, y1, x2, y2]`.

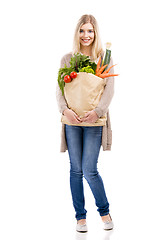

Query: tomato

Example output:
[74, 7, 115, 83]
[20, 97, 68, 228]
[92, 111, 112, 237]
[64, 75, 71, 83]
[70, 71, 77, 79]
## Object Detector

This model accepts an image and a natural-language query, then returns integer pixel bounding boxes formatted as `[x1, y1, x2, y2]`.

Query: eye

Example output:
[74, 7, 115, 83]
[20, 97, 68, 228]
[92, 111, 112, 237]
[88, 30, 94, 33]
[80, 29, 84, 33]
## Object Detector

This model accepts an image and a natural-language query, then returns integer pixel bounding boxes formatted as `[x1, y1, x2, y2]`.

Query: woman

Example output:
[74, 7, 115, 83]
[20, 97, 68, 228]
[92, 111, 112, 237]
[56, 14, 114, 232]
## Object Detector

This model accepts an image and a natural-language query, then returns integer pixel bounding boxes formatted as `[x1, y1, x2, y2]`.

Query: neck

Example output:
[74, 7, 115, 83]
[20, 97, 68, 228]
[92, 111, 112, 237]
[80, 45, 92, 56]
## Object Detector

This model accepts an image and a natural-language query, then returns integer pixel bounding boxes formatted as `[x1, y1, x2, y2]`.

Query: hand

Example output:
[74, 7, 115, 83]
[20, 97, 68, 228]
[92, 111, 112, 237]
[63, 109, 82, 124]
[81, 110, 99, 123]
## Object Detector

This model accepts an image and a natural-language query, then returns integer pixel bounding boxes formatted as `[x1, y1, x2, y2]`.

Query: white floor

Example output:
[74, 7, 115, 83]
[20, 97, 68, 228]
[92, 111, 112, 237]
[1, 144, 159, 240]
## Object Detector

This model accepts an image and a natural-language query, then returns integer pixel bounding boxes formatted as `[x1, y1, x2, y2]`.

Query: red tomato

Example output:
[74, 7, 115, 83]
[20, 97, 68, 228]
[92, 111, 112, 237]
[70, 71, 77, 79]
[64, 75, 71, 83]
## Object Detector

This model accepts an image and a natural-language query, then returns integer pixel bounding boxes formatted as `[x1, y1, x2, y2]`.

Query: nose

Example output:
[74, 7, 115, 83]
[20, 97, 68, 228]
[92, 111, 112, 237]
[84, 31, 88, 37]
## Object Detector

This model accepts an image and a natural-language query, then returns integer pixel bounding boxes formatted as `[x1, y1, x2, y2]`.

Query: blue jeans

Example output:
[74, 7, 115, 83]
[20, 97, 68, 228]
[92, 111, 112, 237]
[65, 124, 110, 221]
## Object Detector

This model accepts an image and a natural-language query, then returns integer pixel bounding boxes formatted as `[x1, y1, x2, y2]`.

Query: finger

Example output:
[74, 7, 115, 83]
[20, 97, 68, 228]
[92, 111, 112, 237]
[73, 115, 82, 122]
[73, 118, 82, 124]
[82, 112, 91, 121]
[74, 114, 82, 122]
[81, 115, 88, 121]
[82, 116, 90, 122]
[76, 116, 82, 121]
[84, 112, 91, 117]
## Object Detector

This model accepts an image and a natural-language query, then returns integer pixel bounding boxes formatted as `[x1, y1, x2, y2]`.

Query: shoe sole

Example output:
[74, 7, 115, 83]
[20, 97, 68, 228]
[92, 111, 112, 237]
[104, 228, 113, 231]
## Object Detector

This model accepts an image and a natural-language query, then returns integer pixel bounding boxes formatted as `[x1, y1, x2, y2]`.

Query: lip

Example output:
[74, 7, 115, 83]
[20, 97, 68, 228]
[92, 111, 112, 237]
[82, 39, 91, 42]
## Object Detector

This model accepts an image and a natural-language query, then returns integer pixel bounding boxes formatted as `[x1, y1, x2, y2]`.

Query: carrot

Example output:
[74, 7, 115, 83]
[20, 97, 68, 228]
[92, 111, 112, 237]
[96, 64, 108, 76]
[102, 64, 117, 74]
[95, 57, 102, 74]
[99, 73, 119, 78]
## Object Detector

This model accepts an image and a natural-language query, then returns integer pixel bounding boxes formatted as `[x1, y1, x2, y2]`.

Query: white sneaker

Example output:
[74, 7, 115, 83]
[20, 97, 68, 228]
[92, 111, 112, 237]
[76, 223, 88, 233]
[103, 220, 114, 230]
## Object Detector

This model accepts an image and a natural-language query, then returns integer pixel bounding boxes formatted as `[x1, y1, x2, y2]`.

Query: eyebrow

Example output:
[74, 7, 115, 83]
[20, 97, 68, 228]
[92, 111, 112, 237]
[80, 28, 94, 31]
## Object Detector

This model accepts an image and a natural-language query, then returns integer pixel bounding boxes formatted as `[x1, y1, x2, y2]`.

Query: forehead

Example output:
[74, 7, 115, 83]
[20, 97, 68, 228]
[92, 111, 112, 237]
[80, 23, 94, 30]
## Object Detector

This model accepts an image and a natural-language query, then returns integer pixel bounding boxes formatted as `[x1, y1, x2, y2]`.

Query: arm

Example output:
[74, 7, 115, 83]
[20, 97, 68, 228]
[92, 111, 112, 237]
[56, 54, 82, 124]
[56, 56, 68, 114]
[82, 57, 115, 123]
[94, 57, 115, 117]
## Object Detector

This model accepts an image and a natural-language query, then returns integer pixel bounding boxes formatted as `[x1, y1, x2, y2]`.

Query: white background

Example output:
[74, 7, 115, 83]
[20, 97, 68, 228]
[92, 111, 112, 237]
[0, 0, 160, 239]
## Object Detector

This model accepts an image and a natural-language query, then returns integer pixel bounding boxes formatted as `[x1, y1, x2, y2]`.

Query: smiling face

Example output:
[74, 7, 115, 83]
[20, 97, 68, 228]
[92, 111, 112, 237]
[79, 23, 95, 47]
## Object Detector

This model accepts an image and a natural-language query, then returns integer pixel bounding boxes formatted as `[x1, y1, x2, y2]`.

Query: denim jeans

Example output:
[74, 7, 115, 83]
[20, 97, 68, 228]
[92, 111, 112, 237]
[65, 124, 110, 221]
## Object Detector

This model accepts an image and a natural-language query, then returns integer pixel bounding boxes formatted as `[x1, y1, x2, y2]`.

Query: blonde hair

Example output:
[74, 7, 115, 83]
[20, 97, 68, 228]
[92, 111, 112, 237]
[72, 14, 103, 60]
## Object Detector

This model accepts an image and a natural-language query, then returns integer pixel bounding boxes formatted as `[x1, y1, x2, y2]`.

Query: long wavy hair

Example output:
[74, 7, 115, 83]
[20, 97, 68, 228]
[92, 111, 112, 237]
[72, 14, 103, 60]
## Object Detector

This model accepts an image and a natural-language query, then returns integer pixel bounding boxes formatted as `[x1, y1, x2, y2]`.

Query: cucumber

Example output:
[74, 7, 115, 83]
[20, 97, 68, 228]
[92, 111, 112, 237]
[103, 49, 111, 71]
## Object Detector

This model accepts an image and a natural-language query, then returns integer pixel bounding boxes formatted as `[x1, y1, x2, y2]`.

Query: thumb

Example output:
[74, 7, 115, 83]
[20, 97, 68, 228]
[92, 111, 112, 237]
[73, 112, 81, 121]
[84, 111, 90, 117]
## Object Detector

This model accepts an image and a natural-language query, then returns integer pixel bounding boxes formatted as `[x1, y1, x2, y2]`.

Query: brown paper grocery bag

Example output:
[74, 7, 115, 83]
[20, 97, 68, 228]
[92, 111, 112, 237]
[61, 72, 107, 126]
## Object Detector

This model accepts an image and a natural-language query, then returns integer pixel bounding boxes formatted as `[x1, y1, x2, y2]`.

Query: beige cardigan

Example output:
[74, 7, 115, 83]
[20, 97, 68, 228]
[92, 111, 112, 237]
[56, 52, 115, 152]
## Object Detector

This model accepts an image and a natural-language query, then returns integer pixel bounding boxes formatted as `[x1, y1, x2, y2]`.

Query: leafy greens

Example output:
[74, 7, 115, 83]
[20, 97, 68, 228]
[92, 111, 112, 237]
[57, 53, 97, 95]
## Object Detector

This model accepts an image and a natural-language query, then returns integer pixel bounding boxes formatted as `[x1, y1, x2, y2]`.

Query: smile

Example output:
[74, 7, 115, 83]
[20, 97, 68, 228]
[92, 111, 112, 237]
[82, 39, 91, 42]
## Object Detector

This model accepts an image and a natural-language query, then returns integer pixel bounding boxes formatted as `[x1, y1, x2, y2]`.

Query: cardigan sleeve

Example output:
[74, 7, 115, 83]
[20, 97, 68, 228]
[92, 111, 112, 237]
[56, 56, 69, 114]
[94, 57, 115, 117]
